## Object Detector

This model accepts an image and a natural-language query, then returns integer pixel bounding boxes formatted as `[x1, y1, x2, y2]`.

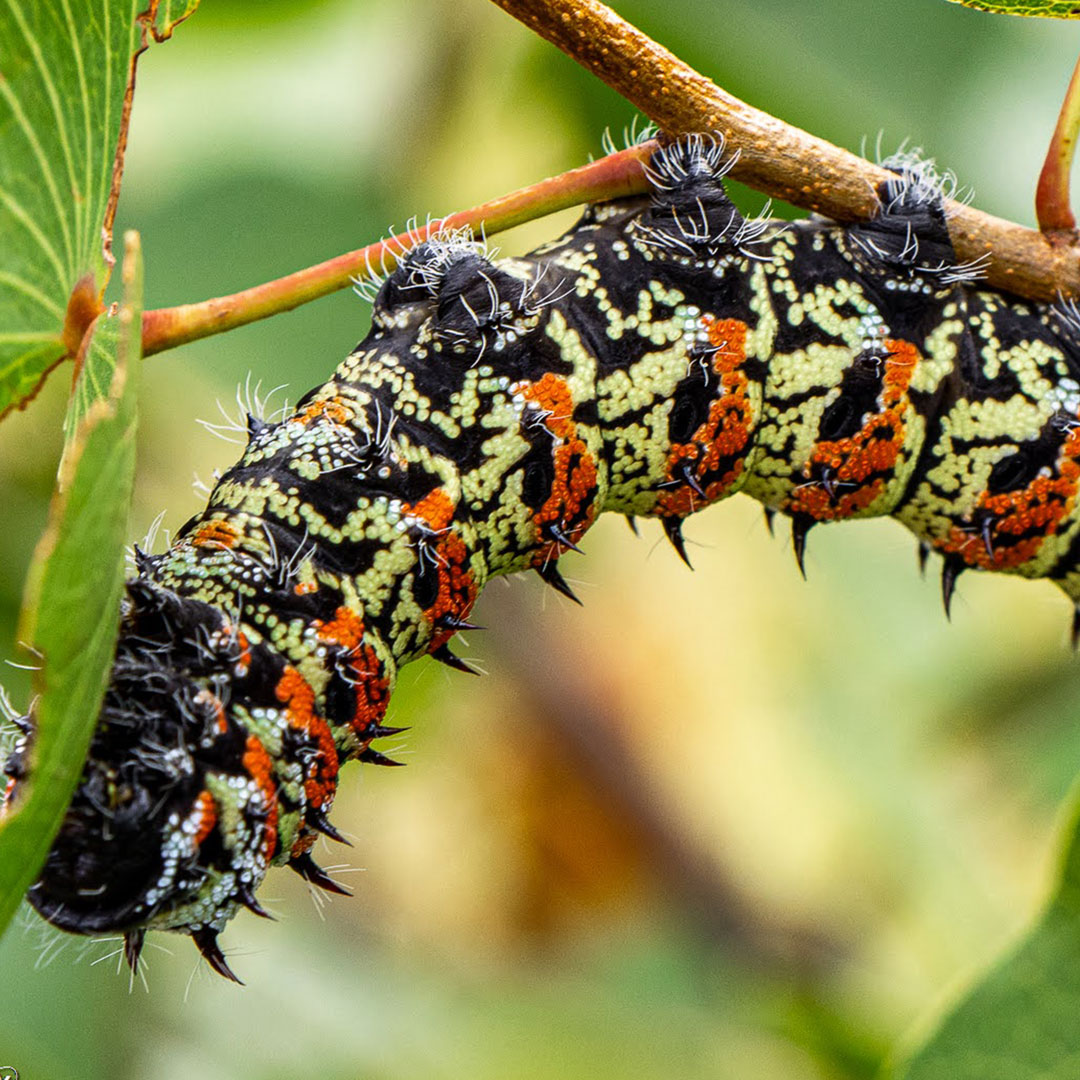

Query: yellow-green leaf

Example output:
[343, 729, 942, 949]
[890, 778, 1080, 1077]
[947, 0, 1080, 16]
[0, 0, 196, 420]
[0, 231, 142, 939]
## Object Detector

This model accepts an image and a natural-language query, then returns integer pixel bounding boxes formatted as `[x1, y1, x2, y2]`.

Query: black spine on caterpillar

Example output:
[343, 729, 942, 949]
[6, 133, 1080, 981]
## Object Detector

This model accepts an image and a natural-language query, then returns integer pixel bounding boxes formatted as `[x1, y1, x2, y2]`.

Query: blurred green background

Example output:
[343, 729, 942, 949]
[3, 1, 1080, 1076]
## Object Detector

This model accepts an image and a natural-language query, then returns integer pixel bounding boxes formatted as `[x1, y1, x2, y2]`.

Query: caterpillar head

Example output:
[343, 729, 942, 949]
[20, 580, 288, 973]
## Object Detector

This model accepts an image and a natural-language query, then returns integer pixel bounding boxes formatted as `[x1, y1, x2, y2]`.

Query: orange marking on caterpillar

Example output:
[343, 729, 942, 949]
[192, 789, 219, 848]
[705, 316, 748, 372]
[789, 339, 919, 521]
[313, 609, 394, 741]
[348, 642, 392, 744]
[943, 415, 1080, 570]
[316, 606, 366, 651]
[520, 372, 577, 440]
[408, 488, 457, 531]
[242, 736, 279, 862]
[190, 518, 241, 549]
[235, 630, 252, 676]
[659, 317, 753, 517]
[515, 374, 600, 561]
[299, 396, 352, 425]
[427, 531, 479, 648]
[275, 667, 339, 809]
[402, 489, 479, 643]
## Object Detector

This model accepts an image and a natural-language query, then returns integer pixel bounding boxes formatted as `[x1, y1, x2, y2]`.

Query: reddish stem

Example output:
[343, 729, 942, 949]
[138, 0, 1080, 361]
[141, 144, 652, 357]
[1036, 51, 1080, 243]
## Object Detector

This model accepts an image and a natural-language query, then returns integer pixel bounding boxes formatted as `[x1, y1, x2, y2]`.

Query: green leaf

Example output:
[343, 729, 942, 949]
[889, 780, 1080, 1078]
[946, 0, 1080, 16]
[0, 0, 197, 421]
[0, 230, 141, 940]
[148, 0, 198, 39]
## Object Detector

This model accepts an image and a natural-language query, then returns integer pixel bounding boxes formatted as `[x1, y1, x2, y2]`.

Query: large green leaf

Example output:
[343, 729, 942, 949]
[0, 0, 196, 420]
[947, 0, 1080, 15]
[890, 781, 1080, 1078]
[0, 231, 141, 939]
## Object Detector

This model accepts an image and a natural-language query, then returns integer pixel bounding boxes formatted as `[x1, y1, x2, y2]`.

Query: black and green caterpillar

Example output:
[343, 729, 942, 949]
[6, 134, 1080, 981]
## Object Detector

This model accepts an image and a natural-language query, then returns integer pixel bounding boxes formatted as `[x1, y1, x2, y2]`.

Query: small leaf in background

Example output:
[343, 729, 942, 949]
[0, 231, 142, 940]
[947, 0, 1080, 16]
[0, 0, 196, 421]
[890, 780, 1080, 1078]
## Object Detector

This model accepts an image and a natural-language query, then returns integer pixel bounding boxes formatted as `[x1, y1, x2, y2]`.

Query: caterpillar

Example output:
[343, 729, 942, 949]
[4, 133, 1080, 983]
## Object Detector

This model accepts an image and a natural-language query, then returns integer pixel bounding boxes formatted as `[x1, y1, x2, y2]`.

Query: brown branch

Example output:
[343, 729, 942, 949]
[490, 0, 1080, 303]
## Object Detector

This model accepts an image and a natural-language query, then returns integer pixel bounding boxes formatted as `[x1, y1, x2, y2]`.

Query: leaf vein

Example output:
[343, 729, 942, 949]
[0, 48, 75, 277]
[5, 0, 82, 270]
[58, 0, 96, 271]
[0, 271, 66, 320]
[0, 185, 69, 293]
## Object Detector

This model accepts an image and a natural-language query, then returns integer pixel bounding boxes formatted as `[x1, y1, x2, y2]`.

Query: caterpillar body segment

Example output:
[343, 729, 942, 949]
[5, 135, 1080, 979]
